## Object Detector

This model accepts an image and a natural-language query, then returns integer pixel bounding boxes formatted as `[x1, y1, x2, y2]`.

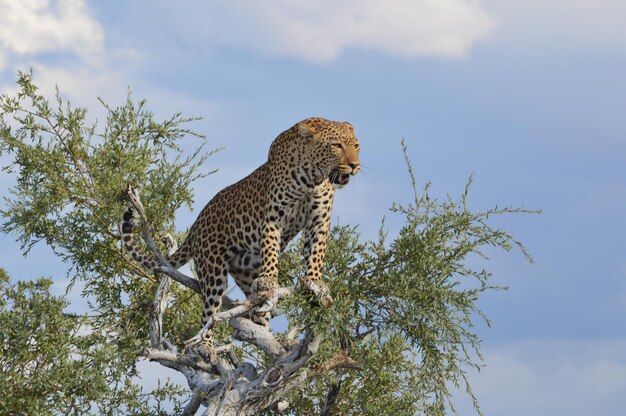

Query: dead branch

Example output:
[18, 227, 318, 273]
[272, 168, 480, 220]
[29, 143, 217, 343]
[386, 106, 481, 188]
[125, 187, 361, 415]
[182, 390, 204, 416]
[125, 184, 200, 293]
[148, 233, 177, 347]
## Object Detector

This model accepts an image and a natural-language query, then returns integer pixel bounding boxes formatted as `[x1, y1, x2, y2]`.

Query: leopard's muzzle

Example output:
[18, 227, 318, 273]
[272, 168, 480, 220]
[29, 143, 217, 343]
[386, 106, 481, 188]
[329, 168, 351, 185]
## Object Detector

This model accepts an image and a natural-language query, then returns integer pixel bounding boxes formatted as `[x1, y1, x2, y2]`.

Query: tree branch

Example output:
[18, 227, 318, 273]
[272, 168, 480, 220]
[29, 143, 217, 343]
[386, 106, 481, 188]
[149, 234, 176, 347]
[182, 390, 204, 416]
[231, 317, 286, 361]
[125, 184, 200, 293]
[123, 188, 362, 415]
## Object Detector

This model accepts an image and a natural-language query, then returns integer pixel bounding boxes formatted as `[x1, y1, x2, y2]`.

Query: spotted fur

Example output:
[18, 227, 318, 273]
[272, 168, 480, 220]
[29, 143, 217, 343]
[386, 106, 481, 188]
[121, 117, 360, 343]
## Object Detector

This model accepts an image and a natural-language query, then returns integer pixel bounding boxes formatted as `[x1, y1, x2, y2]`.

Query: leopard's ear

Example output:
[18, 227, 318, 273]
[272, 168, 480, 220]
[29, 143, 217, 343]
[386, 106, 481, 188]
[298, 121, 318, 140]
[342, 121, 353, 130]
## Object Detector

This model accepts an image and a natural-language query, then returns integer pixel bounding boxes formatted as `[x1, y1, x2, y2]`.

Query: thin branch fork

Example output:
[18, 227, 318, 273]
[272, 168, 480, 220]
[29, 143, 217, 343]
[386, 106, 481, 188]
[125, 184, 200, 293]
[143, 348, 216, 373]
[314, 352, 364, 376]
[184, 289, 293, 361]
[149, 233, 177, 347]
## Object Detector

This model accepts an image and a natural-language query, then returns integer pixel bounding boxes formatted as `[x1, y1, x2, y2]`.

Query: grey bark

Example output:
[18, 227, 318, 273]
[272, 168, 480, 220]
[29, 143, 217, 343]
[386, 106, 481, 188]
[126, 187, 359, 415]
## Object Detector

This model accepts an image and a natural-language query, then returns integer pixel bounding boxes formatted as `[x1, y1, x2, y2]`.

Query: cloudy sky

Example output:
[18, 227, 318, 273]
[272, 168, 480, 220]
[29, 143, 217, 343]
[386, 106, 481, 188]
[1, 0, 625, 414]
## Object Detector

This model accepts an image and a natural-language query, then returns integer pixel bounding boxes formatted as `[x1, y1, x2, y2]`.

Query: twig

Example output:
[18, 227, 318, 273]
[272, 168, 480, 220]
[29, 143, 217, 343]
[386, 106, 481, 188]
[143, 348, 216, 374]
[183, 301, 256, 349]
[182, 390, 204, 416]
[125, 184, 201, 293]
[314, 352, 363, 376]
[185, 288, 293, 360]
[149, 234, 177, 347]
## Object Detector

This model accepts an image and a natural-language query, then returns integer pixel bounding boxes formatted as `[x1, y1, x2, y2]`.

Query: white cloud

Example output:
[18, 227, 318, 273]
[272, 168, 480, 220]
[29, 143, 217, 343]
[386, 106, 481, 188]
[155, 0, 496, 62]
[483, 0, 626, 47]
[455, 338, 626, 415]
[32, 52, 134, 106]
[0, 0, 140, 112]
[0, 0, 103, 70]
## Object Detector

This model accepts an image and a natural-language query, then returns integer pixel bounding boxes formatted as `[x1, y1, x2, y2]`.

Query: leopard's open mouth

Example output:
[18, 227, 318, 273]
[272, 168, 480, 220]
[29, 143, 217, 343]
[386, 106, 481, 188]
[329, 169, 350, 185]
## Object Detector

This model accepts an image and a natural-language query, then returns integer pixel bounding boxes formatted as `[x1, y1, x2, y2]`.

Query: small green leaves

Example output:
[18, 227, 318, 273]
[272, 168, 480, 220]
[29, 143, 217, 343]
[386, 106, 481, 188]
[0, 268, 189, 415]
[0, 74, 215, 415]
[276, 151, 536, 415]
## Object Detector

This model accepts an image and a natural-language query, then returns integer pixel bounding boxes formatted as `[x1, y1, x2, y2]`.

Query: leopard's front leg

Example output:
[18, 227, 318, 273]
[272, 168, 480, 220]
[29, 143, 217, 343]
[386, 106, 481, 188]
[253, 215, 282, 293]
[252, 181, 298, 295]
[301, 180, 335, 308]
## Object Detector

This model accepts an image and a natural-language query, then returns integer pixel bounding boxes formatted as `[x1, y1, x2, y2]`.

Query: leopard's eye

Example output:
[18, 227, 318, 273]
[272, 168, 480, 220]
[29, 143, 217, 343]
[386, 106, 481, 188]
[354, 143, 360, 151]
[332, 142, 343, 149]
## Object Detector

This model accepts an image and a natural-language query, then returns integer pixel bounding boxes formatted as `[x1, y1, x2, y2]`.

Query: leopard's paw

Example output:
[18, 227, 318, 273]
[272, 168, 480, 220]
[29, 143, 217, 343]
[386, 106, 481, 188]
[251, 275, 278, 294]
[302, 279, 333, 308]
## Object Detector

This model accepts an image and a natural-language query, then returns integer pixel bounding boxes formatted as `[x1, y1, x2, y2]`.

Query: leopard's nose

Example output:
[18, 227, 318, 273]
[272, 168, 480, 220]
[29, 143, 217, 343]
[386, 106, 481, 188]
[349, 162, 359, 174]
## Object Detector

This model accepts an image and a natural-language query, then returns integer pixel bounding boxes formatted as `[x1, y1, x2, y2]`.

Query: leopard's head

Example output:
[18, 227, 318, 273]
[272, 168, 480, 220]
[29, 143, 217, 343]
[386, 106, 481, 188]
[297, 118, 360, 185]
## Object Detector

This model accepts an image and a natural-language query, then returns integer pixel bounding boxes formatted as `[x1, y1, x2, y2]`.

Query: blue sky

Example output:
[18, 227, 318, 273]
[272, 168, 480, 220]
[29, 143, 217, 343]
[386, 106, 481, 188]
[1, 1, 625, 414]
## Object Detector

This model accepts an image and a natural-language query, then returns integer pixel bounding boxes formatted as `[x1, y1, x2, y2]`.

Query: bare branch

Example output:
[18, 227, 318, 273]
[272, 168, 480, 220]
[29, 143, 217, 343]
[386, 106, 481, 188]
[143, 348, 216, 374]
[149, 276, 171, 347]
[286, 323, 303, 341]
[182, 390, 204, 416]
[125, 184, 200, 293]
[151, 263, 200, 293]
[184, 289, 293, 352]
[231, 317, 286, 360]
[314, 352, 363, 376]
[123, 186, 349, 415]
[320, 383, 342, 416]
[149, 234, 177, 347]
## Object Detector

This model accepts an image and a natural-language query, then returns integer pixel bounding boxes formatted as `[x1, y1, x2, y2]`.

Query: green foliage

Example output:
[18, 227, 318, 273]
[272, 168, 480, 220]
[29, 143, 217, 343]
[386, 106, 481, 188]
[0, 72, 216, 415]
[275, 147, 537, 415]
[0, 268, 187, 415]
[0, 70, 216, 320]
[0, 74, 537, 415]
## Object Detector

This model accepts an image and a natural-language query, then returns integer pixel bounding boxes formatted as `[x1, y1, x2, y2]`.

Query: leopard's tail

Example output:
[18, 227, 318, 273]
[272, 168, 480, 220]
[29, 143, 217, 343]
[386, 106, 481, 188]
[121, 207, 192, 271]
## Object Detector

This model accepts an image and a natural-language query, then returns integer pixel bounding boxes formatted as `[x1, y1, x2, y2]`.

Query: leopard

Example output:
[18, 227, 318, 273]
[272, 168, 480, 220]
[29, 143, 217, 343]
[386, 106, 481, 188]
[121, 117, 360, 351]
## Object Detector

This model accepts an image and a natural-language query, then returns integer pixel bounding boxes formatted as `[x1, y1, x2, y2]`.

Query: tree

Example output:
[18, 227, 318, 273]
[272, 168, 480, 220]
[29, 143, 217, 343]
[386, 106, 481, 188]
[0, 268, 188, 415]
[0, 72, 536, 415]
